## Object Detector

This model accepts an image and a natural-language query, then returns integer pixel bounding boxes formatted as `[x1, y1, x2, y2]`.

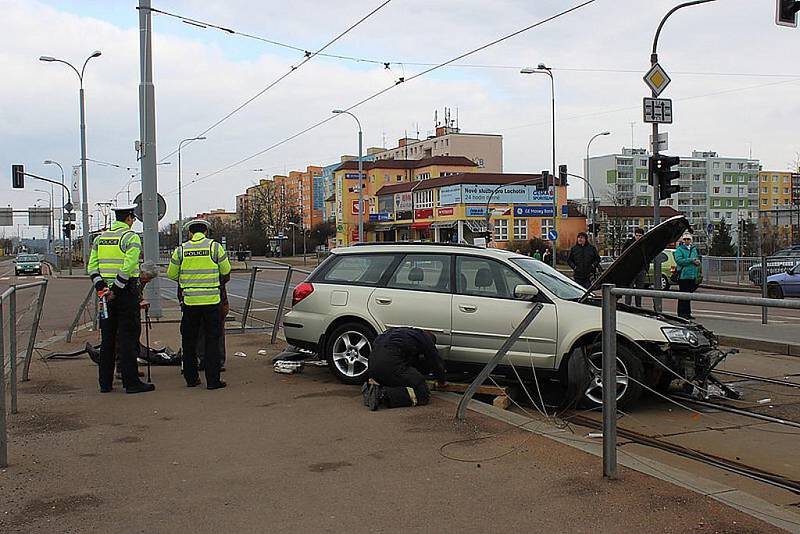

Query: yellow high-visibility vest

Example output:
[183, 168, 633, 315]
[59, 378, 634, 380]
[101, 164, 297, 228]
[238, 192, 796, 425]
[175, 237, 223, 306]
[93, 226, 139, 286]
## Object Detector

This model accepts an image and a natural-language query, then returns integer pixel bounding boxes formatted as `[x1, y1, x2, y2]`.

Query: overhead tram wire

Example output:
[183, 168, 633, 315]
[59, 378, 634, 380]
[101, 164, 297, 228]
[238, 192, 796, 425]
[142, 7, 800, 79]
[147, 0, 394, 163]
[177, 0, 597, 192]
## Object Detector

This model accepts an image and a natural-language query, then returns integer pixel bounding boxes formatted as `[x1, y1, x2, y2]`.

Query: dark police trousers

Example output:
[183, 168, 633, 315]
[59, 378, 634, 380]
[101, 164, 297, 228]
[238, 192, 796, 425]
[370, 359, 431, 408]
[99, 282, 141, 390]
[181, 303, 223, 385]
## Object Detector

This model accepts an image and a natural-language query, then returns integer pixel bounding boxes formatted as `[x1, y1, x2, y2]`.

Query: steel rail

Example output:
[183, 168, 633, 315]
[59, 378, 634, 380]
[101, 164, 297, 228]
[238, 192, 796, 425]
[673, 395, 800, 429]
[714, 370, 800, 390]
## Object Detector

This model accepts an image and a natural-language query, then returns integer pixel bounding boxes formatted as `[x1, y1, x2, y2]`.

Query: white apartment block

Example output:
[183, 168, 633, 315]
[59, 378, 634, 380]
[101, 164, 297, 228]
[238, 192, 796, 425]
[586, 148, 760, 249]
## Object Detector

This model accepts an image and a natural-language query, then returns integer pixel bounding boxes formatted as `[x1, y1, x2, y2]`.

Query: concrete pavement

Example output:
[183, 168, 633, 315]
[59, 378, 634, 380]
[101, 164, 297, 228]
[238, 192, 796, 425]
[0, 325, 781, 533]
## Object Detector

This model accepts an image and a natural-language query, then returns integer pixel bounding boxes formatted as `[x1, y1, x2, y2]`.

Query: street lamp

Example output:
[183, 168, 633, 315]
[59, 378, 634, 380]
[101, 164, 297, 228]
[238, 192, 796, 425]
[287, 222, 298, 257]
[39, 50, 102, 265]
[177, 136, 207, 231]
[521, 64, 557, 266]
[332, 109, 364, 243]
[586, 131, 611, 237]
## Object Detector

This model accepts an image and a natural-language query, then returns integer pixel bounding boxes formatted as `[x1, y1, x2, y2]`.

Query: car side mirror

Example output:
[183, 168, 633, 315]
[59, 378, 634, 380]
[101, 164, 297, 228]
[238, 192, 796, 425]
[514, 284, 539, 300]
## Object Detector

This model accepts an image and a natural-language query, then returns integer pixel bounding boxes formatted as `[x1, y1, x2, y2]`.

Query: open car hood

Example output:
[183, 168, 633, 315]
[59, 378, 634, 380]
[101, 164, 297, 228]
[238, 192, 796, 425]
[579, 215, 690, 302]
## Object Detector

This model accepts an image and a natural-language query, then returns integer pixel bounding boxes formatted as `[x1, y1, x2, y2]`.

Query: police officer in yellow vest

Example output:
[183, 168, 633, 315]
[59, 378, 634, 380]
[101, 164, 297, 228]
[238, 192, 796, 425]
[168, 219, 231, 389]
[87, 205, 155, 394]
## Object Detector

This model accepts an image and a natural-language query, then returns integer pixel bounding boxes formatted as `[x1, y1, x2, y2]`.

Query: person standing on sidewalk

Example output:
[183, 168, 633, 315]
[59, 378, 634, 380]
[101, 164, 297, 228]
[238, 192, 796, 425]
[673, 232, 700, 320]
[622, 227, 646, 307]
[168, 219, 231, 390]
[567, 232, 600, 288]
[87, 205, 155, 394]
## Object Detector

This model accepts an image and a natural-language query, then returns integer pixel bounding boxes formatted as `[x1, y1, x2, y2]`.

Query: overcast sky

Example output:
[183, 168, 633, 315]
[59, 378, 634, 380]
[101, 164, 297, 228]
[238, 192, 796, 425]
[3, 0, 799, 238]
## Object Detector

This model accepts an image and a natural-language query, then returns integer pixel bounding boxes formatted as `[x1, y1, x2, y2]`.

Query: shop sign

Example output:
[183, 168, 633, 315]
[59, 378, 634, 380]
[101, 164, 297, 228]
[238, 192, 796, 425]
[437, 207, 454, 217]
[414, 208, 433, 219]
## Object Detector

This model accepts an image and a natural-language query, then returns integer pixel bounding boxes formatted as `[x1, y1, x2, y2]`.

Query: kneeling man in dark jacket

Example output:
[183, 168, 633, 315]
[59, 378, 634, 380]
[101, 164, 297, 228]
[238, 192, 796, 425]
[362, 327, 446, 410]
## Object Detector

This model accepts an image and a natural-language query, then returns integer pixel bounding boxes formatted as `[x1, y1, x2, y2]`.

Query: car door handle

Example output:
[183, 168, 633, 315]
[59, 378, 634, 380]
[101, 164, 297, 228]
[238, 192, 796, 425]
[458, 304, 478, 313]
[375, 297, 392, 305]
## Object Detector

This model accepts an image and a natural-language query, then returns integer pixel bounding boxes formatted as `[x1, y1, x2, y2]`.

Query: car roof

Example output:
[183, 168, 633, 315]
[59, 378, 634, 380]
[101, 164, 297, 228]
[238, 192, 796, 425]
[331, 243, 526, 260]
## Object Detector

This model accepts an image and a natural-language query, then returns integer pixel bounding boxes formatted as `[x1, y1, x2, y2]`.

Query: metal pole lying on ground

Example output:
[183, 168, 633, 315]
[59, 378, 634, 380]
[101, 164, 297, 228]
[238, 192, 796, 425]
[272, 267, 294, 345]
[456, 303, 543, 421]
[602, 284, 618, 479]
[22, 281, 48, 381]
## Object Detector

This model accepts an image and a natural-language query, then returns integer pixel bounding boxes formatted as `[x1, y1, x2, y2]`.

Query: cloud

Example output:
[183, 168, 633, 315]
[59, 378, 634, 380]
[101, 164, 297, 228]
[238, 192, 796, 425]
[3, 0, 799, 240]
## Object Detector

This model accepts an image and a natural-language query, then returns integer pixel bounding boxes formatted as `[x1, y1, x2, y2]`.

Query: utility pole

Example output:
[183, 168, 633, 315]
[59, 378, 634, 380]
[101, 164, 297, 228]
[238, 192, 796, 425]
[138, 0, 162, 318]
[648, 0, 716, 312]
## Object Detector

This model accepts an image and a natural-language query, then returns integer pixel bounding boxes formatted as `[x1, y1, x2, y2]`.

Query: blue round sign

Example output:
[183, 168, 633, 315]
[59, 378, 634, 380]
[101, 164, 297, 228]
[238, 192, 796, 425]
[547, 229, 558, 241]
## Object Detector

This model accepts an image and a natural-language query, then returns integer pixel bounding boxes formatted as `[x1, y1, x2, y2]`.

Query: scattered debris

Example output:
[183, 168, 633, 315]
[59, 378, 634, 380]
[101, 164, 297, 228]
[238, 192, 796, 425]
[587, 432, 603, 439]
[234, 351, 247, 358]
[257, 349, 268, 356]
[757, 398, 772, 405]
[274, 360, 304, 374]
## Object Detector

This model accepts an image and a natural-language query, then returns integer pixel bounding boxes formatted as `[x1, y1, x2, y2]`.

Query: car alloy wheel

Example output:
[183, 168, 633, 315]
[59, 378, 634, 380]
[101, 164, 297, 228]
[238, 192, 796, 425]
[584, 350, 630, 406]
[331, 330, 370, 379]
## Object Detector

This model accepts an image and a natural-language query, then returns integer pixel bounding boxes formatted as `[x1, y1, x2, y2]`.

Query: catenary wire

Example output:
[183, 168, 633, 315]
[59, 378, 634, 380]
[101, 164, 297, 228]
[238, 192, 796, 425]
[151, 0, 394, 163]
[171, 0, 597, 192]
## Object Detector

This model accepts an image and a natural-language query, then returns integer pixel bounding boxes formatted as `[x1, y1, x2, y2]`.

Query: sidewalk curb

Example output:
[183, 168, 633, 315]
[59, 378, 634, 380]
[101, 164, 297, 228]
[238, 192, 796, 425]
[702, 283, 761, 294]
[719, 335, 800, 357]
[434, 391, 800, 533]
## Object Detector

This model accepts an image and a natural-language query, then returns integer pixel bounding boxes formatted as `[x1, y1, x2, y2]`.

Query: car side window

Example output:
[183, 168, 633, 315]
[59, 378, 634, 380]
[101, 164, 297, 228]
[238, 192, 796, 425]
[456, 256, 527, 299]
[319, 254, 396, 286]
[386, 254, 451, 293]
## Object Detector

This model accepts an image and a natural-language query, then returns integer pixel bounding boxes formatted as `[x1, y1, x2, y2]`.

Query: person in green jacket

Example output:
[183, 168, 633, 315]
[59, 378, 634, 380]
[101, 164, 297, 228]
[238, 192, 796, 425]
[673, 232, 701, 319]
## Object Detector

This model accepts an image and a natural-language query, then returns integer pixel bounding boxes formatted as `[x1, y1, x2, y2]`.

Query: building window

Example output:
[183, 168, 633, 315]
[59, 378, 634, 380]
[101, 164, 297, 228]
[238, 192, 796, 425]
[513, 219, 527, 240]
[540, 218, 554, 239]
[784, 188, 791, 195]
[784, 175, 790, 183]
[762, 187, 768, 194]
[773, 175, 780, 182]
[713, 187, 720, 194]
[773, 199, 779, 205]
[712, 199, 720, 207]
[725, 162, 732, 169]
[761, 198, 768, 206]
[638, 185, 648, 193]
[739, 199, 746, 207]
[396, 175, 403, 182]
[713, 174, 720, 182]
[494, 219, 509, 241]
[724, 186, 732, 194]
[713, 162, 720, 169]
[773, 187, 779, 194]
[414, 189, 434, 208]
[713, 211, 721, 218]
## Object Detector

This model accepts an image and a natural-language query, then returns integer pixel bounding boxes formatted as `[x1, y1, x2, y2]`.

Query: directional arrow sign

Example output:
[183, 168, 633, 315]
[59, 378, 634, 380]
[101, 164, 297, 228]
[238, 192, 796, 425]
[644, 63, 671, 97]
[643, 97, 673, 124]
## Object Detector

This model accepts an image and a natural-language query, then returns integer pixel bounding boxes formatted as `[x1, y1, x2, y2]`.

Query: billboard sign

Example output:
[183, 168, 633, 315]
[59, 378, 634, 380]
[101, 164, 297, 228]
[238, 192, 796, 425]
[439, 185, 462, 205]
[465, 207, 487, 217]
[513, 205, 555, 217]
[28, 207, 51, 226]
[394, 192, 412, 212]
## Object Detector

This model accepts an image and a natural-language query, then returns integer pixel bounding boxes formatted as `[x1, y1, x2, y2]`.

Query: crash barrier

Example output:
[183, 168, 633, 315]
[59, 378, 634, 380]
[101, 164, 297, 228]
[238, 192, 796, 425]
[600, 284, 800, 479]
[238, 263, 312, 343]
[1, 280, 49, 467]
[702, 255, 797, 289]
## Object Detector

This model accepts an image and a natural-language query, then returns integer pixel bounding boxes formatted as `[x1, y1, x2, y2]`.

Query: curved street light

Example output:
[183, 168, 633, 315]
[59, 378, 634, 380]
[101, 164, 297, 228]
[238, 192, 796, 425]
[332, 109, 364, 243]
[39, 50, 102, 264]
[586, 131, 611, 236]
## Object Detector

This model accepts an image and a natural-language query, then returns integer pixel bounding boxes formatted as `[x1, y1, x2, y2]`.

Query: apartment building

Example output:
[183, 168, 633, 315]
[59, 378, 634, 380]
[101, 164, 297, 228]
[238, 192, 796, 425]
[586, 148, 760, 249]
[759, 170, 795, 210]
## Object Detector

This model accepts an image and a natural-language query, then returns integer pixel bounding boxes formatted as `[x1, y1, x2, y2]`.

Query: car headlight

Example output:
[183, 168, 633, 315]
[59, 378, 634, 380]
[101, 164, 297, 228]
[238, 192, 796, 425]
[662, 327, 700, 347]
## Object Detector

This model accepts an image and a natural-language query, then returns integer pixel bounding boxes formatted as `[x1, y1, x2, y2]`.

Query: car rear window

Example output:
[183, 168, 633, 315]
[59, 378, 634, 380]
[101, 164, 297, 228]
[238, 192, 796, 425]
[318, 254, 396, 286]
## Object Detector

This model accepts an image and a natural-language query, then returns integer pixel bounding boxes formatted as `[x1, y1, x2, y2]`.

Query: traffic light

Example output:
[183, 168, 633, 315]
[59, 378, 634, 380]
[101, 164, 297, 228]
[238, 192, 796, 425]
[63, 222, 75, 238]
[541, 170, 551, 191]
[776, 0, 800, 27]
[12, 164, 24, 188]
[558, 164, 568, 186]
[649, 154, 681, 200]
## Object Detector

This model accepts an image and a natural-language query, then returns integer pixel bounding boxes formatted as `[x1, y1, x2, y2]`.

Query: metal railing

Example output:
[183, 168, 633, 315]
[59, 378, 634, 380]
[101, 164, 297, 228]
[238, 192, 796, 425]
[599, 284, 800, 479]
[701, 254, 799, 288]
[1, 279, 49, 468]
[237, 262, 312, 343]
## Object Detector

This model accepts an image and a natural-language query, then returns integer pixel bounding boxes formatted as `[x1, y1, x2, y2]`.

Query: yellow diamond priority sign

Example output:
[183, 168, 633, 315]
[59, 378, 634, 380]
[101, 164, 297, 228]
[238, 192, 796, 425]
[644, 63, 671, 97]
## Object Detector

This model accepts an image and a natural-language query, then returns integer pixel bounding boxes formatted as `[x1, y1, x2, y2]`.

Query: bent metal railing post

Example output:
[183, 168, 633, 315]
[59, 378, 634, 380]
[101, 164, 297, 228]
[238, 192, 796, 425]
[601, 284, 618, 479]
[456, 303, 543, 421]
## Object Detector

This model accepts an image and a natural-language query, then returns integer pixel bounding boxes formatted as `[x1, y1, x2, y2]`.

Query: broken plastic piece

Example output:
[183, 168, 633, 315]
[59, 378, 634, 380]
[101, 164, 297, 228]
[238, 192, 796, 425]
[586, 432, 603, 439]
[258, 349, 268, 356]
[234, 351, 247, 358]
[757, 398, 772, 404]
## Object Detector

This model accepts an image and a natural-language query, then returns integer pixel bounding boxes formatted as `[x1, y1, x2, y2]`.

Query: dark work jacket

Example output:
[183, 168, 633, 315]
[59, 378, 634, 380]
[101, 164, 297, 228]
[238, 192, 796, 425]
[567, 243, 600, 279]
[370, 327, 446, 382]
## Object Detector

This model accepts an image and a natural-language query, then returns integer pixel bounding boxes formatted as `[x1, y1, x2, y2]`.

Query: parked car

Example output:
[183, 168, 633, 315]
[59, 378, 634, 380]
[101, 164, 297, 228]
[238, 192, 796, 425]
[284, 216, 723, 408]
[14, 254, 42, 276]
[642, 248, 703, 290]
[598, 255, 615, 272]
[748, 248, 800, 286]
[766, 261, 800, 298]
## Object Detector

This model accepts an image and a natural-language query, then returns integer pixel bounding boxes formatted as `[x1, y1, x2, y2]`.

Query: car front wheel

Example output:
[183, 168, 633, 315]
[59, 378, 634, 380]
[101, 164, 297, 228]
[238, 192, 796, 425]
[324, 322, 375, 385]
[767, 283, 784, 299]
[661, 274, 671, 291]
[566, 342, 644, 409]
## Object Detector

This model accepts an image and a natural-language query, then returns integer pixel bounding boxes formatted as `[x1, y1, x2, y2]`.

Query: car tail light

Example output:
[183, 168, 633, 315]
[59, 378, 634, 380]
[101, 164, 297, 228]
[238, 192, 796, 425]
[292, 282, 314, 306]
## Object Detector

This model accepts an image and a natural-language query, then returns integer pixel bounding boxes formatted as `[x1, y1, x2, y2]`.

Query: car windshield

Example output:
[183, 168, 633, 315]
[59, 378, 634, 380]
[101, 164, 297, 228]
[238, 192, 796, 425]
[18, 255, 38, 262]
[510, 258, 585, 300]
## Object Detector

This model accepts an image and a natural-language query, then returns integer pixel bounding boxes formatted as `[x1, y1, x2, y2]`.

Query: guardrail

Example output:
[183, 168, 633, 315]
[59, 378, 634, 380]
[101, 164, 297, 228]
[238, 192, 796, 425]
[702, 255, 798, 288]
[1, 279, 49, 468]
[599, 284, 800, 479]
[237, 262, 313, 343]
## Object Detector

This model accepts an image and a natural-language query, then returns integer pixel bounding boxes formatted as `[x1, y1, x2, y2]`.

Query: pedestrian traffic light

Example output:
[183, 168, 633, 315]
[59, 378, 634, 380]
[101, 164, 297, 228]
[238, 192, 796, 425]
[649, 154, 681, 200]
[776, 0, 800, 27]
[558, 164, 568, 186]
[63, 222, 71, 238]
[12, 165, 24, 188]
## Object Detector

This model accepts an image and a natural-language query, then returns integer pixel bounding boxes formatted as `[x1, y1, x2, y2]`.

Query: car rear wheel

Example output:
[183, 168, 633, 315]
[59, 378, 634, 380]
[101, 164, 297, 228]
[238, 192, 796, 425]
[566, 342, 644, 409]
[767, 283, 784, 299]
[661, 274, 671, 291]
[324, 322, 375, 385]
